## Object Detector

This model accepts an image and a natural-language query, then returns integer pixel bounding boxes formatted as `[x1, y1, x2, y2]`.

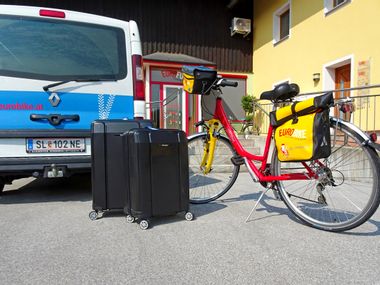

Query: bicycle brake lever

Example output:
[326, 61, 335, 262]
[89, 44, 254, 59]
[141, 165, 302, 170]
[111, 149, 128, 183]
[195, 120, 205, 127]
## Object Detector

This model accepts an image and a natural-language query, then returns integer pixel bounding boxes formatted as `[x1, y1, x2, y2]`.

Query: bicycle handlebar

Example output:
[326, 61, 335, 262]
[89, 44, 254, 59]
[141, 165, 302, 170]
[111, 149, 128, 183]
[216, 78, 238, 88]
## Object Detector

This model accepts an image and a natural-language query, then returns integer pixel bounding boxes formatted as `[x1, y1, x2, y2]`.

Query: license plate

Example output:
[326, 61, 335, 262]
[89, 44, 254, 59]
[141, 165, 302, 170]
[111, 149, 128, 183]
[26, 138, 86, 153]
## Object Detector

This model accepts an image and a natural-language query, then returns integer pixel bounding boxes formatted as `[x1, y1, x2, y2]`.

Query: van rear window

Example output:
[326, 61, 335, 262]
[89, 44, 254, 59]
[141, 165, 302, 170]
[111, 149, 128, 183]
[0, 15, 127, 81]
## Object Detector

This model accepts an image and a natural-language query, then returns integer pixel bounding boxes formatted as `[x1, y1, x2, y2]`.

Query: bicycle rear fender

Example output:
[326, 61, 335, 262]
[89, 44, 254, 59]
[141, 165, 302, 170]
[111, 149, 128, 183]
[330, 117, 380, 153]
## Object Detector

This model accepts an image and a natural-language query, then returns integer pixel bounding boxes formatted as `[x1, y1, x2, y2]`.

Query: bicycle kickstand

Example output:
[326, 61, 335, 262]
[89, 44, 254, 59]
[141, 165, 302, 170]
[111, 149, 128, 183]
[245, 186, 271, 223]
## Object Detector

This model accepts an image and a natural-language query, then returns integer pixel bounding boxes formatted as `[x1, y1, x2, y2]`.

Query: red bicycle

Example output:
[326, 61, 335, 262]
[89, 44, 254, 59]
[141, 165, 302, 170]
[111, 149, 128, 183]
[187, 77, 380, 232]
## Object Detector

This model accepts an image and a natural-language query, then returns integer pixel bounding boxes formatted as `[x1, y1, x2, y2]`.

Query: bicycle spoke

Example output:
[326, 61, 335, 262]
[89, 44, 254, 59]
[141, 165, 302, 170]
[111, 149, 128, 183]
[188, 134, 239, 203]
[336, 190, 362, 212]
[274, 120, 380, 231]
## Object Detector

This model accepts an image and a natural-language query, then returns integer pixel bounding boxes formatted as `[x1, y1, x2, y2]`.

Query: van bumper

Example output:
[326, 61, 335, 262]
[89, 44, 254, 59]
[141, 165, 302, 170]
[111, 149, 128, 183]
[0, 130, 91, 178]
[0, 156, 91, 178]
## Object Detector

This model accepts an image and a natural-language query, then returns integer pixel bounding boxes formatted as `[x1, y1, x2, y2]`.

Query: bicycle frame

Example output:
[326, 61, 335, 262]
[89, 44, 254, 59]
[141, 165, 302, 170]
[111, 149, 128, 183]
[204, 96, 318, 182]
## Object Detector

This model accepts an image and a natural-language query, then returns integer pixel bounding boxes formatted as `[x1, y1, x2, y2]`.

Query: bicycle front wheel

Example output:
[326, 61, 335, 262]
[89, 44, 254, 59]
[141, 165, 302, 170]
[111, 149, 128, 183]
[188, 133, 240, 204]
[272, 120, 380, 232]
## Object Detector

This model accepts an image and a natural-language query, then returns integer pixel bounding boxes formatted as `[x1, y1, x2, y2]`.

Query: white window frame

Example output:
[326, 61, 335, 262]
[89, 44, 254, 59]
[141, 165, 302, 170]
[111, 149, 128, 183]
[322, 55, 354, 93]
[324, 0, 352, 16]
[273, 1, 291, 45]
[322, 55, 354, 122]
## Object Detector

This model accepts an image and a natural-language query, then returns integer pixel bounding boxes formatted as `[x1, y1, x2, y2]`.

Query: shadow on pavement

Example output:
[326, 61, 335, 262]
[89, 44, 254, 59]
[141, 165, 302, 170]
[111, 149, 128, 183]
[0, 174, 91, 204]
[190, 202, 227, 218]
[340, 219, 380, 237]
[96, 204, 227, 229]
[220, 191, 300, 223]
[239, 192, 380, 236]
[214, 191, 380, 236]
[125, 202, 227, 229]
[229, 192, 380, 236]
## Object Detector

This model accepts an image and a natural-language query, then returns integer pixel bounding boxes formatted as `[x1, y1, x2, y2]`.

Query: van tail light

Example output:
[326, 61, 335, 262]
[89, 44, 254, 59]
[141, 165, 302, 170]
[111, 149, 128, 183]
[39, 9, 66, 18]
[370, 132, 377, 142]
[132, 55, 145, 101]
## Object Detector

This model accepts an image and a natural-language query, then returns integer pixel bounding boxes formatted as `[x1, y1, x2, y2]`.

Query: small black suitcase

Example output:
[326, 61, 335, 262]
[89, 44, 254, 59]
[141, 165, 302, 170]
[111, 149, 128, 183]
[124, 128, 193, 229]
[89, 119, 152, 220]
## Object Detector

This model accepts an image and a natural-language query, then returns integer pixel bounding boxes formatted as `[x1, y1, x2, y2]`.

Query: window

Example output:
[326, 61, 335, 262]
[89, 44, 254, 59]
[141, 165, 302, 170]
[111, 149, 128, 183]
[334, 0, 347, 7]
[324, 0, 351, 15]
[0, 15, 127, 81]
[280, 10, 290, 40]
[273, 2, 290, 44]
[202, 76, 247, 121]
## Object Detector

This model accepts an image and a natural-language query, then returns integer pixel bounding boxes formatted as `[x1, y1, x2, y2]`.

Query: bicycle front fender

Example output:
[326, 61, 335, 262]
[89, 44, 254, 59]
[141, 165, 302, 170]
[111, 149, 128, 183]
[187, 132, 208, 140]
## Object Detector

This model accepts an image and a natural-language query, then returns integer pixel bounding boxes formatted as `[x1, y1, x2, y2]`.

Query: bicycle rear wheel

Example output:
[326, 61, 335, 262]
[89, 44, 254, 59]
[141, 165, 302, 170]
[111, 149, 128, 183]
[272, 120, 380, 232]
[188, 133, 240, 204]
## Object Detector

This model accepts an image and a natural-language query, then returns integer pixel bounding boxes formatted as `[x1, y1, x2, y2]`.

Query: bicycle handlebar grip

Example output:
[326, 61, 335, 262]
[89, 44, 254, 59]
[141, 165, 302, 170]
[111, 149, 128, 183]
[220, 79, 238, 87]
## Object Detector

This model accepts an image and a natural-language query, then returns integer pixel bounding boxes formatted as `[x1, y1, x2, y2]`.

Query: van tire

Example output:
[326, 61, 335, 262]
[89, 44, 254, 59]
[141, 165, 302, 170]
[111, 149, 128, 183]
[0, 182, 4, 195]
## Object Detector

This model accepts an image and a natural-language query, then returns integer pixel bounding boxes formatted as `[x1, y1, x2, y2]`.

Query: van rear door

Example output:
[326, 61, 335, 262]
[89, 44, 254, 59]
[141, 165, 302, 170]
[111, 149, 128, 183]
[0, 5, 143, 182]
[0, 7, 135, 130]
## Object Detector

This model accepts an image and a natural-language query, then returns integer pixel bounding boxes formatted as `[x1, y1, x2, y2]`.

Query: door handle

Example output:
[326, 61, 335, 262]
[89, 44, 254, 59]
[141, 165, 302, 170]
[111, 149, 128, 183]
[30, 114, 80, 126]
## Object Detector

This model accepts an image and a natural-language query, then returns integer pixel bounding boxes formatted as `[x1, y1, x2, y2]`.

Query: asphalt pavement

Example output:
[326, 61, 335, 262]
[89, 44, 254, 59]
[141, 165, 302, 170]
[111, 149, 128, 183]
[0, 172, 379, 284]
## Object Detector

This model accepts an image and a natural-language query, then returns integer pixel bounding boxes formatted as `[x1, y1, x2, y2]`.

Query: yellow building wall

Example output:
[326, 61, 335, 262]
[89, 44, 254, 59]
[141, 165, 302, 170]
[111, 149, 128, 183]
[253, 0, 380, 131]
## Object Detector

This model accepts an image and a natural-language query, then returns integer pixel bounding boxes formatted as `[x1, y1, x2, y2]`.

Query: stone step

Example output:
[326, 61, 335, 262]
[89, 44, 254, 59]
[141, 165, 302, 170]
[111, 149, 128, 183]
[206, 146, 261, 155]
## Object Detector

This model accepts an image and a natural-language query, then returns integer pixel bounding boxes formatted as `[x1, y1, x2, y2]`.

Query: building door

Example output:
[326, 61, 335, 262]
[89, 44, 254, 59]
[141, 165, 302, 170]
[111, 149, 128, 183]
[163, 85, 183, 129]
[335, 64, 351, 120]
[187, 93, 198, 135]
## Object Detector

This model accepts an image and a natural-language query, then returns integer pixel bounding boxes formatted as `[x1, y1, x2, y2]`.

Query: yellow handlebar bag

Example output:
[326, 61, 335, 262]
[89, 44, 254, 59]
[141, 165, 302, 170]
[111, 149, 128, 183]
[275, 110, 331, 162]
[182, 66, 217, 95]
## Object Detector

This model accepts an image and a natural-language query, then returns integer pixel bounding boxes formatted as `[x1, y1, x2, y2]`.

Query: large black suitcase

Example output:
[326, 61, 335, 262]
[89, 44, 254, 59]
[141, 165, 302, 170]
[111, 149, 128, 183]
[124, 128, 193, 229]
[89, 119, 152, 220]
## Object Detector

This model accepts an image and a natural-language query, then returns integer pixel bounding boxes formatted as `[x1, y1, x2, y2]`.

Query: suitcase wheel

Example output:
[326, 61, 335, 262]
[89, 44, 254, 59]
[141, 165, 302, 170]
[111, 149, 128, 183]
[139, 220, 149, 230]
[89, 211, 98, 221]
[126, 215, 135, 223]
[185, 212, 194, 221]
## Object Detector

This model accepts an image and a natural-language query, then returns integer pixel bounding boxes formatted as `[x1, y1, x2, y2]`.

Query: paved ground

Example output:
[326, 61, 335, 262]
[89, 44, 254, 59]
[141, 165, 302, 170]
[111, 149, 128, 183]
[0, 172, 379, 284]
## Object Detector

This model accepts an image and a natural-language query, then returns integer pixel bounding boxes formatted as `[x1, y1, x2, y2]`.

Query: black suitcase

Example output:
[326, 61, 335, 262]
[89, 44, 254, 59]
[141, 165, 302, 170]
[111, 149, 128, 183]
[89, 119, 152, 220]
[124, 128, 193, 229]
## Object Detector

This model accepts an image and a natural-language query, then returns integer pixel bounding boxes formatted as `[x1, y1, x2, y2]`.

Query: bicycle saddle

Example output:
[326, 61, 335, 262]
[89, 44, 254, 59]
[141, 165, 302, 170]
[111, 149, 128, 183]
[260, 83, 300, 102]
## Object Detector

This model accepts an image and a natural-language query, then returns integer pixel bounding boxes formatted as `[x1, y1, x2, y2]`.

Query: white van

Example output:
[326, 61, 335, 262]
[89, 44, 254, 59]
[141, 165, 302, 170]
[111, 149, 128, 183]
[0, 5, 145, 192]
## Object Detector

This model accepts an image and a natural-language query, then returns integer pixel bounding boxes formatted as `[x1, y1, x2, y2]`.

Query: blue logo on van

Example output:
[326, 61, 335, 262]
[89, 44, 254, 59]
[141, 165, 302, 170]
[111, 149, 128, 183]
[0, 91, 134, 130]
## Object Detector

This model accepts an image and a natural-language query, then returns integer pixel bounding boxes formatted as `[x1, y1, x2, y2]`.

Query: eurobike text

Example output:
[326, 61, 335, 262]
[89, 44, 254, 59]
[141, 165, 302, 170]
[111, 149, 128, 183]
[0, 103, 44, 110]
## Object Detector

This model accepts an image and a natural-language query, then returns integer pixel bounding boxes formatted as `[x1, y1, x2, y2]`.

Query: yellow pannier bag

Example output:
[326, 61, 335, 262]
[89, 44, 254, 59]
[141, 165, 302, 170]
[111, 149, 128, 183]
[270, 93, 333, 127]
[275, 110, 331, 162]
[182, 65, 217, 95]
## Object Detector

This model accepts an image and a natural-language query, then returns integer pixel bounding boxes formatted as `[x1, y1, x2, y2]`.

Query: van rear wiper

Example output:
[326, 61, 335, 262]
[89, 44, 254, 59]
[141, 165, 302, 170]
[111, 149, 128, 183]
[43, 79, 117, 93]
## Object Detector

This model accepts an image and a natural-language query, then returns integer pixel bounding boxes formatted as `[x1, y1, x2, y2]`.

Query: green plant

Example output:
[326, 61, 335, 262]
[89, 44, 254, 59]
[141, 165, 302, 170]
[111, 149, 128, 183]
[240, 95, 261, 135]
[241, 94, 258, 121]
[244, 114, 254, 122]
[241, 94, 255, 115]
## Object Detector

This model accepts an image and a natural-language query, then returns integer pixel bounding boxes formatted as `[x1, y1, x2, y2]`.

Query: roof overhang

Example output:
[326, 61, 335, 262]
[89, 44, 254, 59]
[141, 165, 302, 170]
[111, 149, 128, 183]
[143, 52, 216, 68]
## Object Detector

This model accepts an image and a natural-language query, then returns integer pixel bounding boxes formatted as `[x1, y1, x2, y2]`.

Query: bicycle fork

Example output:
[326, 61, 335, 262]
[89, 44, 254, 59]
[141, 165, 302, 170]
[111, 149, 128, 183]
[200, 119, 220, 174]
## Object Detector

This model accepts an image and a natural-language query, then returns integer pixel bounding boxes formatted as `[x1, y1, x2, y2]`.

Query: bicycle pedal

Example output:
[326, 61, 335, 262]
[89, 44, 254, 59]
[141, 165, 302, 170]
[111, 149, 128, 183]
[231, 156, 245, 166]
